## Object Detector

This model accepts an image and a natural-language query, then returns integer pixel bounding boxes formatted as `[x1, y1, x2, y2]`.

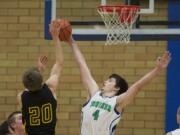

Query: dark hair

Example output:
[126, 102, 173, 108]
[0, 111, 21, 135]
[22, 67, 43, 91]
[109, 74, 128, 96]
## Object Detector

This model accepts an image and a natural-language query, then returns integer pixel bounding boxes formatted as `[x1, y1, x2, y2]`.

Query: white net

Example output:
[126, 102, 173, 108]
[98, 6, 140, 45]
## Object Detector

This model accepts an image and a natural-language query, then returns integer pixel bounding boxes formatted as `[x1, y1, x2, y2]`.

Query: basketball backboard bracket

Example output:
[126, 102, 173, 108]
[140, 0, 154, 14]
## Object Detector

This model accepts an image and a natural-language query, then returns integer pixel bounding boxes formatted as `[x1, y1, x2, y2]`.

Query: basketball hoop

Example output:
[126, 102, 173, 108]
[98, 5, 140, 45]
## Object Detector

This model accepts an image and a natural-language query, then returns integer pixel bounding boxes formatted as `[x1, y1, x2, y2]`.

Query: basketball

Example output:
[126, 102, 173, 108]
[57, 19, 72, 41]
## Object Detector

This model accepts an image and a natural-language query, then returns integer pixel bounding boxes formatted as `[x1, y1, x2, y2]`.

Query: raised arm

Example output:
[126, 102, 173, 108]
[67, 37, 99, 98]
[116, 51, 171, 111]
[45, 20, 64, 94]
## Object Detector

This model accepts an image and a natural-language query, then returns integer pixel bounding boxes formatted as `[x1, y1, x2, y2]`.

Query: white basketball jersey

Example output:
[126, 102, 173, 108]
[172, 129, 180, 135]
[81, 91, 121, 135]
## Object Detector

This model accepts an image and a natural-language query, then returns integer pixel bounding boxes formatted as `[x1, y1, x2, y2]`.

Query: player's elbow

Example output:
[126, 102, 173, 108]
[131, 82, 144, 92]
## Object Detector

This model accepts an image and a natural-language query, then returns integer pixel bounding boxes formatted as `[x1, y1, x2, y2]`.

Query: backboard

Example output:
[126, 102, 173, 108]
[44, 0, 180, 41]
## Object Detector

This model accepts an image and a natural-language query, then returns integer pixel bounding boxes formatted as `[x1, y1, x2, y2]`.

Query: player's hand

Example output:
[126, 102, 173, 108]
[49, 20, 60, 40]
[156, 51, 171, 69]
[38, 55, 48, 73]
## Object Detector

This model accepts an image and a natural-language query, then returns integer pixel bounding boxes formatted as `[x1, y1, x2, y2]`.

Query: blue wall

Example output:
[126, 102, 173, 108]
[44, 0, 52, 40]
[166, 0, 180, 132]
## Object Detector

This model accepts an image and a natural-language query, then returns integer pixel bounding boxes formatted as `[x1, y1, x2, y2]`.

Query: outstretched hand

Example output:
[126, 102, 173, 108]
[49, 20, 60, 40]
[156, 51, 171, 69]
[38, 56, 48, 72]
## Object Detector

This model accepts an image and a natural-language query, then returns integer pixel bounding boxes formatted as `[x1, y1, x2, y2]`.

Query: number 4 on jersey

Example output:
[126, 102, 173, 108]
[92, 110, 100, 120]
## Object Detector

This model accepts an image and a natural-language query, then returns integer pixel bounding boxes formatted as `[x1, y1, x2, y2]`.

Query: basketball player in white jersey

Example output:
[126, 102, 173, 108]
[166, 106, 180, 135]
[67, 37, 171, 135]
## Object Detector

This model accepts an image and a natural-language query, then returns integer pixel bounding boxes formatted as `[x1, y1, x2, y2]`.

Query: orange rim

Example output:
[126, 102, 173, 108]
[98, 5, 140, 13]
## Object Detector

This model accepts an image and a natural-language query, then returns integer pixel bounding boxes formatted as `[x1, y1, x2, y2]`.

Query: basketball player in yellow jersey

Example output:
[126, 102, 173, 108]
[67, 37, 171, 135]
[17, 20, 64, 135]
[166, 106, 180, 135]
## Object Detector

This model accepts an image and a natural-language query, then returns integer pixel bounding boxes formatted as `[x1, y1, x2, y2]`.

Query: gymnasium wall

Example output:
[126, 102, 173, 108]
[0, 0, 168, 135]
